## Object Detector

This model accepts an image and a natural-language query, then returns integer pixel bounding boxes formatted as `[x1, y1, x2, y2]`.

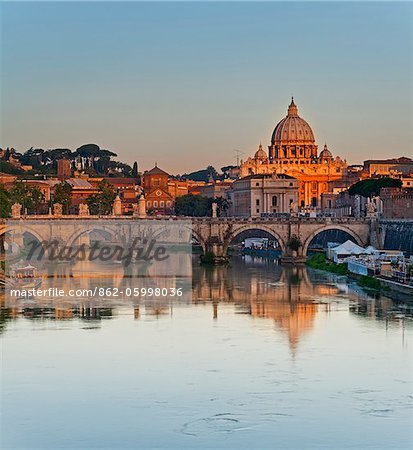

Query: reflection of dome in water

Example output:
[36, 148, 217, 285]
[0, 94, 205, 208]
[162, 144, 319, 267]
[251, 301, 318, 355]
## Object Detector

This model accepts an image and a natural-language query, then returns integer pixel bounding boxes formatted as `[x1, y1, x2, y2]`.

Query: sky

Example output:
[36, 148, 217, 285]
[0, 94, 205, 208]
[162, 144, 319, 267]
[1, 1, 412, 174]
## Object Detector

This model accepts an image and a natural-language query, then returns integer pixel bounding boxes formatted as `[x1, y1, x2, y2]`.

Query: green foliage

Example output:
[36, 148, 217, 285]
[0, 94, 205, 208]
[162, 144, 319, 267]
[348, 177, 402, 197]
[287, 236, 302, 251]
[132, 162, 138, 178]
[357, 275, 382, 291]
[9, 181, 44, 214]
[175, 194, 212, 217]
[175, 194, 229, 217]
[53, 181, 73, 214]
[182, 166, 219, 182]
[107, 161, 133, 177]
[0, 184, 11, 218]
[75, 143, 101, 158]
[4, 144, 135, 177]
[306, 253, 349, 275]
[0, 160, 23, 175]
[200, 251, 216, 264]
[215, 196, 230, 216]
[86, 180, 117, 215]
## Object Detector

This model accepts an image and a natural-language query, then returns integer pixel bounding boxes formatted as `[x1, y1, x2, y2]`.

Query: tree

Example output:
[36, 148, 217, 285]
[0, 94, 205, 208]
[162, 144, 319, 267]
[53, 181, 73, 214]
[0, 184, 11, 218]
[175, 194, 212, 217]
[132, 161, 138, 178]
[348, 177, 402, 197]
[215, 196, 230, 217]
[182, 166, 220, 182]
[86, 180, 117, 215]
[0, 160, 24, 175]
[75, 144, 101, 158]
[287, 236, 302, 252]
[9, 181, 44, 214]
[107, 161, 133, 177]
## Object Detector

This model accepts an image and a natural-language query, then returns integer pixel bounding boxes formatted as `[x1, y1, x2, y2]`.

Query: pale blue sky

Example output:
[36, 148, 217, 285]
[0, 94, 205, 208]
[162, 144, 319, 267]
[1, 1, 412, 173]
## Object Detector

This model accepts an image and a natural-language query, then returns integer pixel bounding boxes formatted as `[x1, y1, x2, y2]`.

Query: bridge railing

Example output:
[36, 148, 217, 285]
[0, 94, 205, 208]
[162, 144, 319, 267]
[2, 215, 371, 224]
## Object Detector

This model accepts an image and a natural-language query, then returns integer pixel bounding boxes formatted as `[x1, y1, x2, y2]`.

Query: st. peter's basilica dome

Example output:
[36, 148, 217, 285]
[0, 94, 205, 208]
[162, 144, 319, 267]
[271, 98, 315, 145]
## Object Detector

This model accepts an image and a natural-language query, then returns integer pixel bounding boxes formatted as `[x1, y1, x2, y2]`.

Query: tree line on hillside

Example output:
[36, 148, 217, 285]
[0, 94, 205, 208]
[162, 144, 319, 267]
[180, 165, 237, 182]
[2, 141, 236, 182]
[0, 144, 138, 178]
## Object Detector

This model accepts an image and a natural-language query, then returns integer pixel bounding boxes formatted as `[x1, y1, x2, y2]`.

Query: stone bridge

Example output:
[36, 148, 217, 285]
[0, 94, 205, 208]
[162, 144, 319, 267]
[191, 217, 371, 262]
[0, 216, 372, 263]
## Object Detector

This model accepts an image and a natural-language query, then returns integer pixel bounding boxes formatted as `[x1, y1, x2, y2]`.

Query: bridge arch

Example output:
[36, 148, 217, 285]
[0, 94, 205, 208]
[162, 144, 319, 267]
[223, 224, 287, 255]
[302, 225, 366, 257]
[0, 223, 45, 244]
[67, 225, 119, 248]
[191, 229, 207, 254]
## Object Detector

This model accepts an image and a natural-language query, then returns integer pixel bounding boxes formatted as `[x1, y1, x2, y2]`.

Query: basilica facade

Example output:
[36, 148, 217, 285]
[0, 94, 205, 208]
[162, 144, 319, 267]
[239, 99, 347, 208]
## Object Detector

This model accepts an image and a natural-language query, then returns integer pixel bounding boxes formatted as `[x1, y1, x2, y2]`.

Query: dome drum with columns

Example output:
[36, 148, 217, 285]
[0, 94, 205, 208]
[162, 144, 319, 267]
[240, 99, 347, 208]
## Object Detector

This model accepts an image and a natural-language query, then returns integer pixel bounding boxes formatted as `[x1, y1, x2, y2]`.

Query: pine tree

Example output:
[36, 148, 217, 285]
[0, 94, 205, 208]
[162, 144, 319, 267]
[132, 161, 138, 178]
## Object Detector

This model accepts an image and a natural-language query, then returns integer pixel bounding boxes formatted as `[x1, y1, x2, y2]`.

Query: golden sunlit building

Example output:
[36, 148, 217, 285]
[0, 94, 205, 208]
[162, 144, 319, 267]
[240, 98, 348, 208]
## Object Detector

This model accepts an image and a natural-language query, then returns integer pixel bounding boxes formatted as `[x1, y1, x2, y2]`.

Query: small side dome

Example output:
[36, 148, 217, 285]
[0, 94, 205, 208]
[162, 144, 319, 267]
[319, 143, 333, 161]
[254, 143, 267, 160]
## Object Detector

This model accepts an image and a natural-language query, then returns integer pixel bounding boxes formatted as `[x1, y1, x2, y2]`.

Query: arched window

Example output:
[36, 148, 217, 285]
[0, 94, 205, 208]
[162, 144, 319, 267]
[272, 196, 277, 207]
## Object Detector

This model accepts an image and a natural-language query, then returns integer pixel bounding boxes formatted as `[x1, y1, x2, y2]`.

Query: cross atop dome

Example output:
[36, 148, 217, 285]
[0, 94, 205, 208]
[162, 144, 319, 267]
[287, 97, 298, 117]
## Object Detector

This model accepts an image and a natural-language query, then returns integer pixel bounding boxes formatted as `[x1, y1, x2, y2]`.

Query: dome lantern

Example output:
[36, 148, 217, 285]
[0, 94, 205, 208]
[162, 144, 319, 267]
[287, 97, 298, 117]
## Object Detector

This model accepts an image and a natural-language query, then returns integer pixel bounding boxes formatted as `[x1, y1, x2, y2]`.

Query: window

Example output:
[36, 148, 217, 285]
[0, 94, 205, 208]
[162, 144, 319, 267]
[147, 201, 151, 207]
[166, 201, 171, 207]
[256, 209, 260, 214]
[153, 201, 158, 208]
[311, 197, 317, 207]
[160, 201, 164, 207]
[272, 196, 277, 207]
[289, 182, 293, 186]
[289, 199, 294, 205]
[312, 182, 317, 191]
[255, 182, 260, 186]
[256, 199, 260, 206]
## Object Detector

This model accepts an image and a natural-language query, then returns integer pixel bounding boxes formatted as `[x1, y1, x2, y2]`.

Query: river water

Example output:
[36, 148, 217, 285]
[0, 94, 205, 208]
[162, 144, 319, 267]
[1, 255, 412, 449]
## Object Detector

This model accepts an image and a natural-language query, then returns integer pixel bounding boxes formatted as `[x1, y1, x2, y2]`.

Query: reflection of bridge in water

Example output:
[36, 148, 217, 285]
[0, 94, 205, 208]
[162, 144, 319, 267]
[1, 257, 410, 353]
